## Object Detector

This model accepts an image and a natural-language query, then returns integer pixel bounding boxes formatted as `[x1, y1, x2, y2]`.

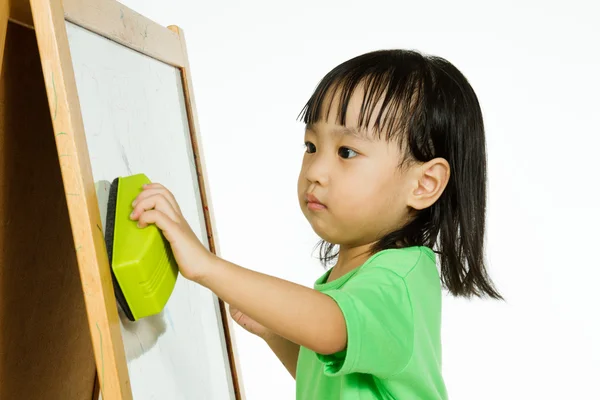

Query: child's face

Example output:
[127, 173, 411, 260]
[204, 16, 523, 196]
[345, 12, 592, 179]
[297, 88, 414, 248]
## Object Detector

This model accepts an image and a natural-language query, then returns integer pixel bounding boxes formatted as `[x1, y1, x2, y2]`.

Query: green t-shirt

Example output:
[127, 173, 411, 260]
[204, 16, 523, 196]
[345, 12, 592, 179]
[296, 246, 448, 399]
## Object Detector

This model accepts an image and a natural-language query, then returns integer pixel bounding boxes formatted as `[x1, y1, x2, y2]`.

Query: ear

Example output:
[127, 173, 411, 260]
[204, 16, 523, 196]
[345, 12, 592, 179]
[407, 158, 450, 210]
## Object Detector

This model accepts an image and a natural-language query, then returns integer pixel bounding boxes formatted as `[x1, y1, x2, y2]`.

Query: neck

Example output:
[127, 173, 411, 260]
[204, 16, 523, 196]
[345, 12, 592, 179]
[333, 242, 375, 276]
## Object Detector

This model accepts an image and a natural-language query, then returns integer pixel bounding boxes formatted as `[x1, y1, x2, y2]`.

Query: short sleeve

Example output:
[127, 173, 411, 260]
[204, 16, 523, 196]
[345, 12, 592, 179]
[316, 266, 414, 378]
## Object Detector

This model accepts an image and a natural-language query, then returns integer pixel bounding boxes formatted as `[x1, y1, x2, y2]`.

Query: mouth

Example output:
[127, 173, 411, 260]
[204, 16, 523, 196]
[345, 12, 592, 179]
[305, 193, 326, 211]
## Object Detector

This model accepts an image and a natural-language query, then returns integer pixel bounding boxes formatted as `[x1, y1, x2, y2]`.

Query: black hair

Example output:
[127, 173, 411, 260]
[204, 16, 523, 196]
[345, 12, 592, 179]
[297, 49, 502, 299]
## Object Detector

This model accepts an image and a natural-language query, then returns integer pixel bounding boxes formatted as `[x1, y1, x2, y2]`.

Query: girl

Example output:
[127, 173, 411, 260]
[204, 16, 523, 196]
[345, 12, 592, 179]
[130, 49, 502, 399]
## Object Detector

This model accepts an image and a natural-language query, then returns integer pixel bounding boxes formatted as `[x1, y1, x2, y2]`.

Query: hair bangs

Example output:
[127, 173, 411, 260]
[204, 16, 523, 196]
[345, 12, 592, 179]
[297, 51, 427, 146]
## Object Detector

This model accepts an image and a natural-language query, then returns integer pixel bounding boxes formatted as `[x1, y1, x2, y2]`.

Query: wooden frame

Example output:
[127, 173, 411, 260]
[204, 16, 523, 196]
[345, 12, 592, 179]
[1, 16, 96, 399]
[1, 0, 7, 78]
[4, 0, 242, 398]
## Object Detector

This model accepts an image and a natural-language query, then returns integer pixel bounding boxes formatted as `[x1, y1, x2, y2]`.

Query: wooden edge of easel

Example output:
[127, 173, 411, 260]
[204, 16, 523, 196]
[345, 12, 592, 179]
[1, 0, 8, 78]
[28, 0, 132, 398]
[168, 24, 246, 400]
[6, 0, 185, 67]
[62, 0, 184, 67]
[7, 0, 33, 29]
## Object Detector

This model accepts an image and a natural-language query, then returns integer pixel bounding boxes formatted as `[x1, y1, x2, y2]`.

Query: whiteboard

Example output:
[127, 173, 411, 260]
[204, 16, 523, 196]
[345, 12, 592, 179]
[65, 21, 235, 400]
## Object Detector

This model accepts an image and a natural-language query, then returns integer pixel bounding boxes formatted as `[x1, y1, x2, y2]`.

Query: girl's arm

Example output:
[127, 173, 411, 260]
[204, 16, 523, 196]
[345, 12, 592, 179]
[264, 333, 301, 378]
[130, 183, 347, 356]
[204, 255, 345, 356]
[230, 307, 300, 378]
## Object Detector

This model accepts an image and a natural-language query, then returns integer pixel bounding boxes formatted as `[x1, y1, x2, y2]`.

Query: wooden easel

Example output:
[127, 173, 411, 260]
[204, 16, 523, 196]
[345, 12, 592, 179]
[0, 0, 242, 398]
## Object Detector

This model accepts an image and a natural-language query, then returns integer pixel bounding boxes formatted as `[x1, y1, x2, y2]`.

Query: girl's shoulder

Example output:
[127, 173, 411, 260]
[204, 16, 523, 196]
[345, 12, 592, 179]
[359, 246, 436, 279]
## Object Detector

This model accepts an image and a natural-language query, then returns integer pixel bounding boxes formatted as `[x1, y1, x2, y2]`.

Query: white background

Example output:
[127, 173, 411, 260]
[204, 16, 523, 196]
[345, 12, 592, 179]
[116, 1, 599, 398]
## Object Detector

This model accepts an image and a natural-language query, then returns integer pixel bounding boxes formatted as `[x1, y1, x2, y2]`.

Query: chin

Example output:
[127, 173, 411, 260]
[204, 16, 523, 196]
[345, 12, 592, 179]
[306, 218, 341, 244]
[301, 202, 353, 244]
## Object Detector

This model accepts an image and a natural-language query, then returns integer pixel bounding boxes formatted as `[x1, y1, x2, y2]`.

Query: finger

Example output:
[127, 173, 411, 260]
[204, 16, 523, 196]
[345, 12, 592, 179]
[131, 194, 180, 223]
[134, 188, 181, 214]
[229, 306, 240, 318]
[229, 309, 245, 325]
[228, 306, 243, 320]
[137, 209, 176, 237]
[136, 184, 182, 214]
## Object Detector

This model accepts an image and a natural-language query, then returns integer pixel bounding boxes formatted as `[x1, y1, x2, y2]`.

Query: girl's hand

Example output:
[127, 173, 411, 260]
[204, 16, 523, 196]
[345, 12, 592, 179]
[129, 183, 212, 282]
[229, 306, 273, 341]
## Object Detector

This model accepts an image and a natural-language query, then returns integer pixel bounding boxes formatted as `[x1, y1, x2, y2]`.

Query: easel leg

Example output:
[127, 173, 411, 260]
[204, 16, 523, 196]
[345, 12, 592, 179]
[0, 0, 8, 79]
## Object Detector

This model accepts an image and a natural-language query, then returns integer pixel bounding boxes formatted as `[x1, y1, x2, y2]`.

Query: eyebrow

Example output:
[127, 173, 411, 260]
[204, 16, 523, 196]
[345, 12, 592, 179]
[306, 124, 372, 141]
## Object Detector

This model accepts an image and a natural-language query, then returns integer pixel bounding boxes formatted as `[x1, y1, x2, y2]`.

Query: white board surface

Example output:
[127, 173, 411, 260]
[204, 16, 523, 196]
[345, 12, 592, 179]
[65, 21, 235, 400]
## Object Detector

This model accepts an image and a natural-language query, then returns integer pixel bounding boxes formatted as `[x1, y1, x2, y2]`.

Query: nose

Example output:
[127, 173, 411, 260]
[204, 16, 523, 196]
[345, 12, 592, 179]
[304, 152, 330, 186]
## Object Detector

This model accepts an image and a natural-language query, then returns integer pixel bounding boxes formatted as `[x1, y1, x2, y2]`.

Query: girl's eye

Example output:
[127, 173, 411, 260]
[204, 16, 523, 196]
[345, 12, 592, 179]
[304, 142, 316, 154]
[338, 147, 358, 159]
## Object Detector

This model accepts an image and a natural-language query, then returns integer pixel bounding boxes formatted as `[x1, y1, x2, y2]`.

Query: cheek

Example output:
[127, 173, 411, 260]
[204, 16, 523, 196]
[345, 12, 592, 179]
[336, 174, 402, 221]
[339, 172, 389, 206]
[297, 167, 307, 199]
[297, 157, 306, 186]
